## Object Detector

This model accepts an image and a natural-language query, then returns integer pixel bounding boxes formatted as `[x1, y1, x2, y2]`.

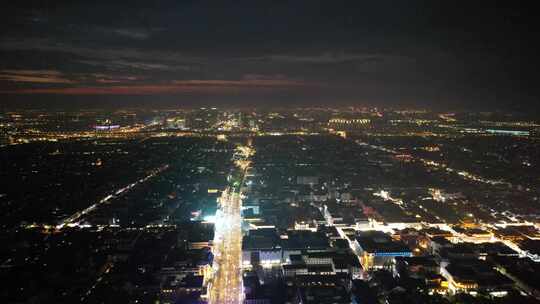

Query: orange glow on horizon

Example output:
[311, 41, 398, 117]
[1, 79, 322, 95]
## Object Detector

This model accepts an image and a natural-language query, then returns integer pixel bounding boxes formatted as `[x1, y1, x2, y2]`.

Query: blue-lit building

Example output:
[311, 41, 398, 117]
[353, 231, 412, 271]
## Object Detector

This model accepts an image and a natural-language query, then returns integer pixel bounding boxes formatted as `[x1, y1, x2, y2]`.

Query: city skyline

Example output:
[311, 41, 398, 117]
[2, 2, 540, 304]
[2, 107, 540, 303]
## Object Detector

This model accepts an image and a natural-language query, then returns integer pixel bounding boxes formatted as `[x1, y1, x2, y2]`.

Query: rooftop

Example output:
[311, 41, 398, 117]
[356, 231, 411, 254]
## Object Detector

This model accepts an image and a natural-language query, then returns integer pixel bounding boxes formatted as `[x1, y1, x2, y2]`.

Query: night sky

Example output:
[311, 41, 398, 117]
[1, 1, 538, 109]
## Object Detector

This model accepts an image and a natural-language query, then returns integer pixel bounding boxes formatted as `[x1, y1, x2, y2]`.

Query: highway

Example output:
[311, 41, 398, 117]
[355, 140, 514, 188]
[57, 164, 169, 229]
[209, 144, 252, 304]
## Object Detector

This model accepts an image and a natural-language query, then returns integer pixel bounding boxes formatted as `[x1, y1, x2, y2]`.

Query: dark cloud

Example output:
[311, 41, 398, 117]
[0, 70, 75, 84]
[112, 29, 152, 40]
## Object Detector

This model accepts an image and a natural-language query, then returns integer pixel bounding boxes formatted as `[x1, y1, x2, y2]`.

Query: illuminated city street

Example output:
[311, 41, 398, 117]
[209, 189, 244, 304]
[209, 145, 253, 304]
